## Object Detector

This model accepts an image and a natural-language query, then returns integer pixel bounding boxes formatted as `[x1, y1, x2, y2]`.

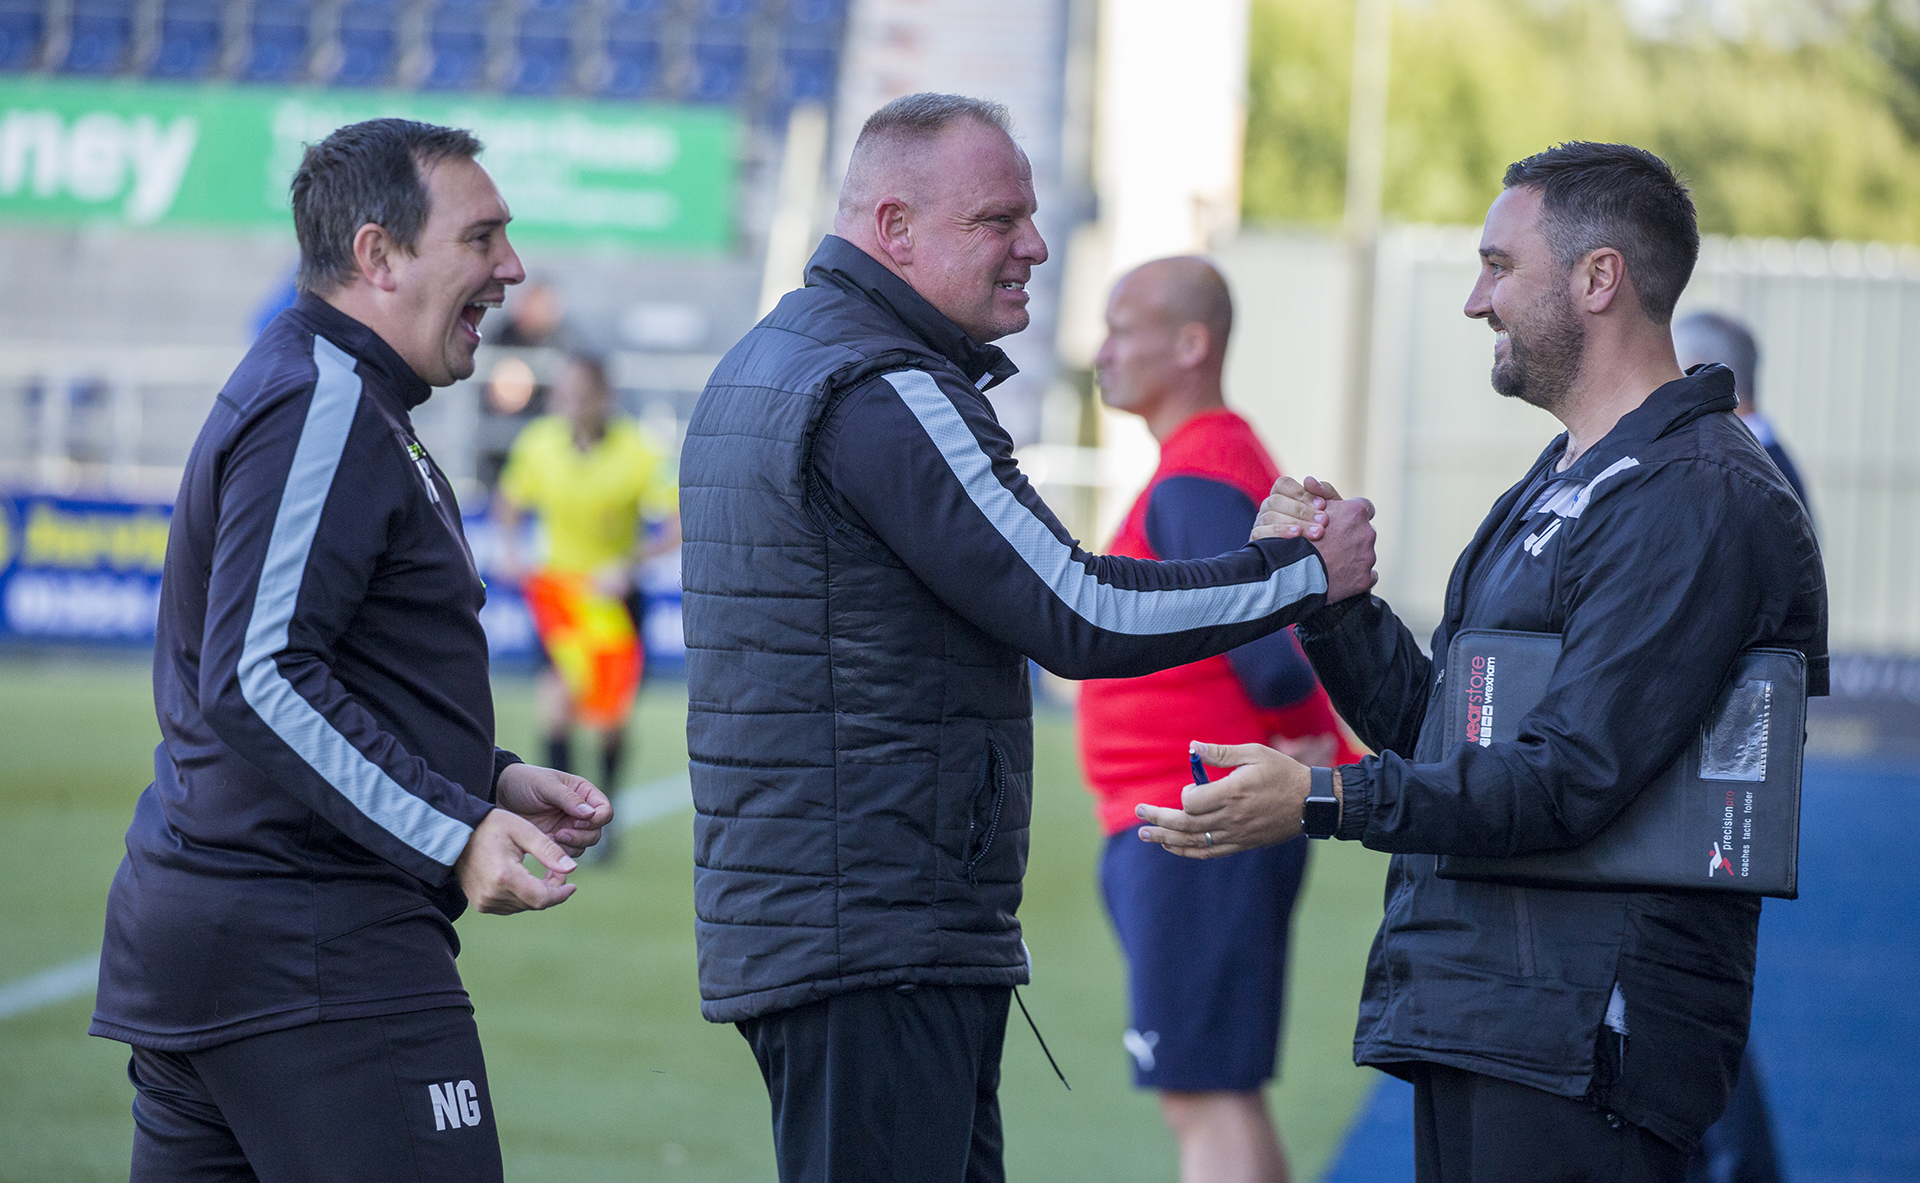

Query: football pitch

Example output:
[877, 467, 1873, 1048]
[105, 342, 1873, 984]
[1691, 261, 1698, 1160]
[0, 653, 1392, 1182]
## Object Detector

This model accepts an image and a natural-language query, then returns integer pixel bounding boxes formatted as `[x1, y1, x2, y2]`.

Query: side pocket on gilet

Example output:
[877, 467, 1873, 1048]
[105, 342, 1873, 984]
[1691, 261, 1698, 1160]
[964, 740, 1009, 887]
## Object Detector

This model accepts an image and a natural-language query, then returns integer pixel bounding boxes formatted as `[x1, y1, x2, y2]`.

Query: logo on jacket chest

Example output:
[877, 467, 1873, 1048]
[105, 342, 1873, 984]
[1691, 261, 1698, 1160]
[405, 440, 442, 504]
[1521, 517, 1563, 558]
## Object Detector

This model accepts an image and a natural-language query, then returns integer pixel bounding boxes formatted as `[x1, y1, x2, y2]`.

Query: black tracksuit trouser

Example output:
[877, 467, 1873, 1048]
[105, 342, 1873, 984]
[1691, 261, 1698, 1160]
[125, 1007, 500, 1183]
[1410, 1061, 1687, 1183]
[738, 983, 1011, 1183]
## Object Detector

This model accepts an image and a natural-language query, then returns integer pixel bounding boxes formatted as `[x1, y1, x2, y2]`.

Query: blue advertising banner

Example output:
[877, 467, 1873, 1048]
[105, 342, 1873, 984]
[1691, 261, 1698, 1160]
[0, 493, 683, 670]
[0, 492, 170, 641]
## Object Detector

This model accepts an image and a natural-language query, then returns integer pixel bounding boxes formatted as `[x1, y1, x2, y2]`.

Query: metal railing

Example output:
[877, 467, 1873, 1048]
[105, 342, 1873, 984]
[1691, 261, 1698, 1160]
[0, 342, 714, 506]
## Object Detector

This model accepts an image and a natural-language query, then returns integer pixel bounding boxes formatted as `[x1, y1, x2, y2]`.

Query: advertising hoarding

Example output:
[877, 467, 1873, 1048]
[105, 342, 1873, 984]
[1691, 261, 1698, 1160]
[0, 77, 736, 250]
[0, 493, 684, 667]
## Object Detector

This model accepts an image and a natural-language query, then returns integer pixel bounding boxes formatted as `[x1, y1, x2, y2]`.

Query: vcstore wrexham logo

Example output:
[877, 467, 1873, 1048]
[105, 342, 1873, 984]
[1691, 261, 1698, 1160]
[0, 108, 199, 223]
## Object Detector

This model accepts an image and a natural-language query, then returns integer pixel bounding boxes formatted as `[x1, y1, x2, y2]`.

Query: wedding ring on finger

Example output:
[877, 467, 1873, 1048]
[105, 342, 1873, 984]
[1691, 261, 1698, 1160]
[1204, 831, 1215, 848]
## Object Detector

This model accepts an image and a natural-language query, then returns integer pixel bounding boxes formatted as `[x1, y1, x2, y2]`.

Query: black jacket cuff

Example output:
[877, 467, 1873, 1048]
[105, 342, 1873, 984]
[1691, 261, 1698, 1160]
[1296, 592, 1375, 645]
[491, 748, 523, 802]
[1336, 759, 1375, 842]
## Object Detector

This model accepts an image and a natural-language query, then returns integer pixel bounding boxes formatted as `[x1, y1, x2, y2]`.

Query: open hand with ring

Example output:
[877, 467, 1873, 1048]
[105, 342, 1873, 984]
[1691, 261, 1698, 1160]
[1134, 741, 1315, 858]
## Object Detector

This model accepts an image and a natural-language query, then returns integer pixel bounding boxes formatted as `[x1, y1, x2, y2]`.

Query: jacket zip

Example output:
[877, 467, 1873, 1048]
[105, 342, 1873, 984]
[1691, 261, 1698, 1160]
[965, 740, 1008, 887]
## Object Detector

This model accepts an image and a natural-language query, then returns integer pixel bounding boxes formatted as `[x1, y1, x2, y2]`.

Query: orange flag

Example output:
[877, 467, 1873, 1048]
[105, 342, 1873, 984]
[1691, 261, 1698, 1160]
[520, 572, 642, 729]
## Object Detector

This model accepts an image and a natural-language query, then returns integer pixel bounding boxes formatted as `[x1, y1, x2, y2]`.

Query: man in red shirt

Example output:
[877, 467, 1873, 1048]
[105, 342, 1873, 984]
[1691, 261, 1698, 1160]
[1078, 256, 1362, 1183]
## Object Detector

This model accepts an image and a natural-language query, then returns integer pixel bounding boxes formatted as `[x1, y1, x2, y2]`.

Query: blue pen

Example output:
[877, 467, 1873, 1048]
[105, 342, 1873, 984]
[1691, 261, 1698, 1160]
[1189, 752, 1209, 784]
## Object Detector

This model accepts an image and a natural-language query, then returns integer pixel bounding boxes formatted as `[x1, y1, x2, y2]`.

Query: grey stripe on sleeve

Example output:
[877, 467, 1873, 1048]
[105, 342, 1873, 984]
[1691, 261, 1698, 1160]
[236, 335, 474, 867]
[884, 369, 1326, 635]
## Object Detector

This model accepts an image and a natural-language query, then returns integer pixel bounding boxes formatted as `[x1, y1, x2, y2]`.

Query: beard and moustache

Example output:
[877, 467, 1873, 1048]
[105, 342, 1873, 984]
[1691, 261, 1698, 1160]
[1490, 283, 1586, 415]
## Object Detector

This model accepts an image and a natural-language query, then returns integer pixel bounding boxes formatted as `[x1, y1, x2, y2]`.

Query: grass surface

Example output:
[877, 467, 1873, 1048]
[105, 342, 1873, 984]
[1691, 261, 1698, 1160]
[0, 654, 1391, 1181]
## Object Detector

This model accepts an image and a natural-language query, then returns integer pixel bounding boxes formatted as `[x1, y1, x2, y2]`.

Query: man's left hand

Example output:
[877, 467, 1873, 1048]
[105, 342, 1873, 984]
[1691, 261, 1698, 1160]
[1252, 476, 1328, 542]
[496, 762, 614, 858]
[1134, 741, 1311, 858]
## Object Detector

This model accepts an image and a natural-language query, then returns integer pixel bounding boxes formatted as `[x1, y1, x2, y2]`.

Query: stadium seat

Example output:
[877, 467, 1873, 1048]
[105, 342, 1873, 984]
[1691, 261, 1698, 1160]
[422, 0, 486, 90]
[60, 0, 134, 74]
[687, 0, 751, 102]
[149, 0, 222, 78]
[600, 35, 658, 98]
[773, 0, 841, 109]
[785, 0, 841, 23]
[689, 38, 746, 102]
[509, 0, 575, 94]
[0, 0, 44, 70]
[779, 45, 834, 104]
[332, 0, 396, 86]
[599, 0, 662, 98]
[244, 0, 310, 82]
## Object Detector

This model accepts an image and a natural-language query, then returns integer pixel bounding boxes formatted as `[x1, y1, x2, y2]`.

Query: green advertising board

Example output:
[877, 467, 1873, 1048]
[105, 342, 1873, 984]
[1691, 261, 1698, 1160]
[0, 77, 737, 250]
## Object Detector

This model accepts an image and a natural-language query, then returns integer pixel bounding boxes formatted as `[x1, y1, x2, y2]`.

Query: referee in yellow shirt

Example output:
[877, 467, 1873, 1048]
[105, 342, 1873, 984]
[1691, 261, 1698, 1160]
[496, 355, 679, 858]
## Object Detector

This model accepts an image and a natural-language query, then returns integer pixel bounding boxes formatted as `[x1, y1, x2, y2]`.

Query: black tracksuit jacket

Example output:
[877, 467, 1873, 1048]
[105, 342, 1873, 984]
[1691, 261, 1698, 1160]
[91, 295, 514, 1052]
[682, 237, 1332, 1021]
[1299, 366, 1827, 1152]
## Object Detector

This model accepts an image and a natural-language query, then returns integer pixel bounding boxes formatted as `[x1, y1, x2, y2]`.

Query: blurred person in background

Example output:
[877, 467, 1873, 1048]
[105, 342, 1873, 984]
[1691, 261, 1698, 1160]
[495, 354, 679, 861]
[1674, 311, 1810, 513]
[475, 279, 578, 487]
[1137, 143, 1825, 1182]
[679, 92, 1378, 1183]
[90, 118, 611, 1183]
[1078, 256, 1363, 1183]
[489, 277, 572, 349]
[1673, 313, 1790, 1183]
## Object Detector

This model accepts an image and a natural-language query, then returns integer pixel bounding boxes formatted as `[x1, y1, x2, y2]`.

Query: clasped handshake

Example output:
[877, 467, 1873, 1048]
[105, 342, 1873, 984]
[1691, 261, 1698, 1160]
[1135, 475, 1376, 859]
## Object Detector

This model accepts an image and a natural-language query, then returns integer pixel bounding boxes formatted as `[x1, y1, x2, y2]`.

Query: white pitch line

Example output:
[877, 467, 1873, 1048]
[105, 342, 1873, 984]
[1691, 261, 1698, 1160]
[0, 954, 99, 1021]
[613, 773, 693, 833]
[0, 777, 691, 1022]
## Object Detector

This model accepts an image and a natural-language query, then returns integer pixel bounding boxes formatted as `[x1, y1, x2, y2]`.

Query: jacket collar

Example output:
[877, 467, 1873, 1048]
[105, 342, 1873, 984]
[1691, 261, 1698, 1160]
[1442, 364, 1740, 632]
[287, 292, 435, 410]
[803, 235, 1020, 391]
[1548, 363, 1738, 482]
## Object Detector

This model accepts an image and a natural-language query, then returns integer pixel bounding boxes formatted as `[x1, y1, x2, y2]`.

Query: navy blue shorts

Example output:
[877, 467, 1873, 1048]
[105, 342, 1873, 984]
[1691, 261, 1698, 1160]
[1100, 830, 1309, 1092]
[125, 1007, 501, 1183]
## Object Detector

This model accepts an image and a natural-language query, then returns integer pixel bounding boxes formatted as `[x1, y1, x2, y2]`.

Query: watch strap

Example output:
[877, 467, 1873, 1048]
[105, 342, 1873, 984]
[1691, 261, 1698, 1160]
[1303, 766, 1339, 840]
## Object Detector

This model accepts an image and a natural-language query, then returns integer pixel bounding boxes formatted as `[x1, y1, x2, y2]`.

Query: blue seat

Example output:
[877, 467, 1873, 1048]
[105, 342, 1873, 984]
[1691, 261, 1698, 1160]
[0, 0, 44, 70]
[422, 0, 485, 89]
[600, 34, 657, 97]
[509, 0, 573, 93]
[785, 0, 841, 22]
[691, 0, 752, 99]
[150, 0, 222, 78]
[688, 37, 746, 102]
[244, 0, 309, 81]
[510, 34, 568, 92]
[328, 0, 394, 85]
[776, 0, 839, 104]
[780, 44, 834, 102]
[599, 0, 659, 98]
[60, 0, 134, 73]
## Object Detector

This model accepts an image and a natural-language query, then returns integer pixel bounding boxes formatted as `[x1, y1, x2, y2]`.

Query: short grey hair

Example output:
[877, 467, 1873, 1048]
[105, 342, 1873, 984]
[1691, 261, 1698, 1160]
[1673, 310, 1760, 405]
[858, 92, 1012, 146]
[839, 94, 1015, 217]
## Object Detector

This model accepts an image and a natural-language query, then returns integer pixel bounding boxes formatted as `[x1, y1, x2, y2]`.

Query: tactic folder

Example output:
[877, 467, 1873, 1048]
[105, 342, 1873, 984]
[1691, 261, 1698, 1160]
[1433, 630, 1805, 899]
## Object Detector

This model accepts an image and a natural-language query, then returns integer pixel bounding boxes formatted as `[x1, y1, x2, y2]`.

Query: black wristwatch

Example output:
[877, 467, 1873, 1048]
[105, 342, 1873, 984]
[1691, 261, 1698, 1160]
[1302, 766, 1340, 840]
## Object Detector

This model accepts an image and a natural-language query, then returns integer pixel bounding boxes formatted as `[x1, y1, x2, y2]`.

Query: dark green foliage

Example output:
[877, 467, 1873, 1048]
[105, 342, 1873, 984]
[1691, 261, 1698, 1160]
[1246, 0, 1920, 243]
